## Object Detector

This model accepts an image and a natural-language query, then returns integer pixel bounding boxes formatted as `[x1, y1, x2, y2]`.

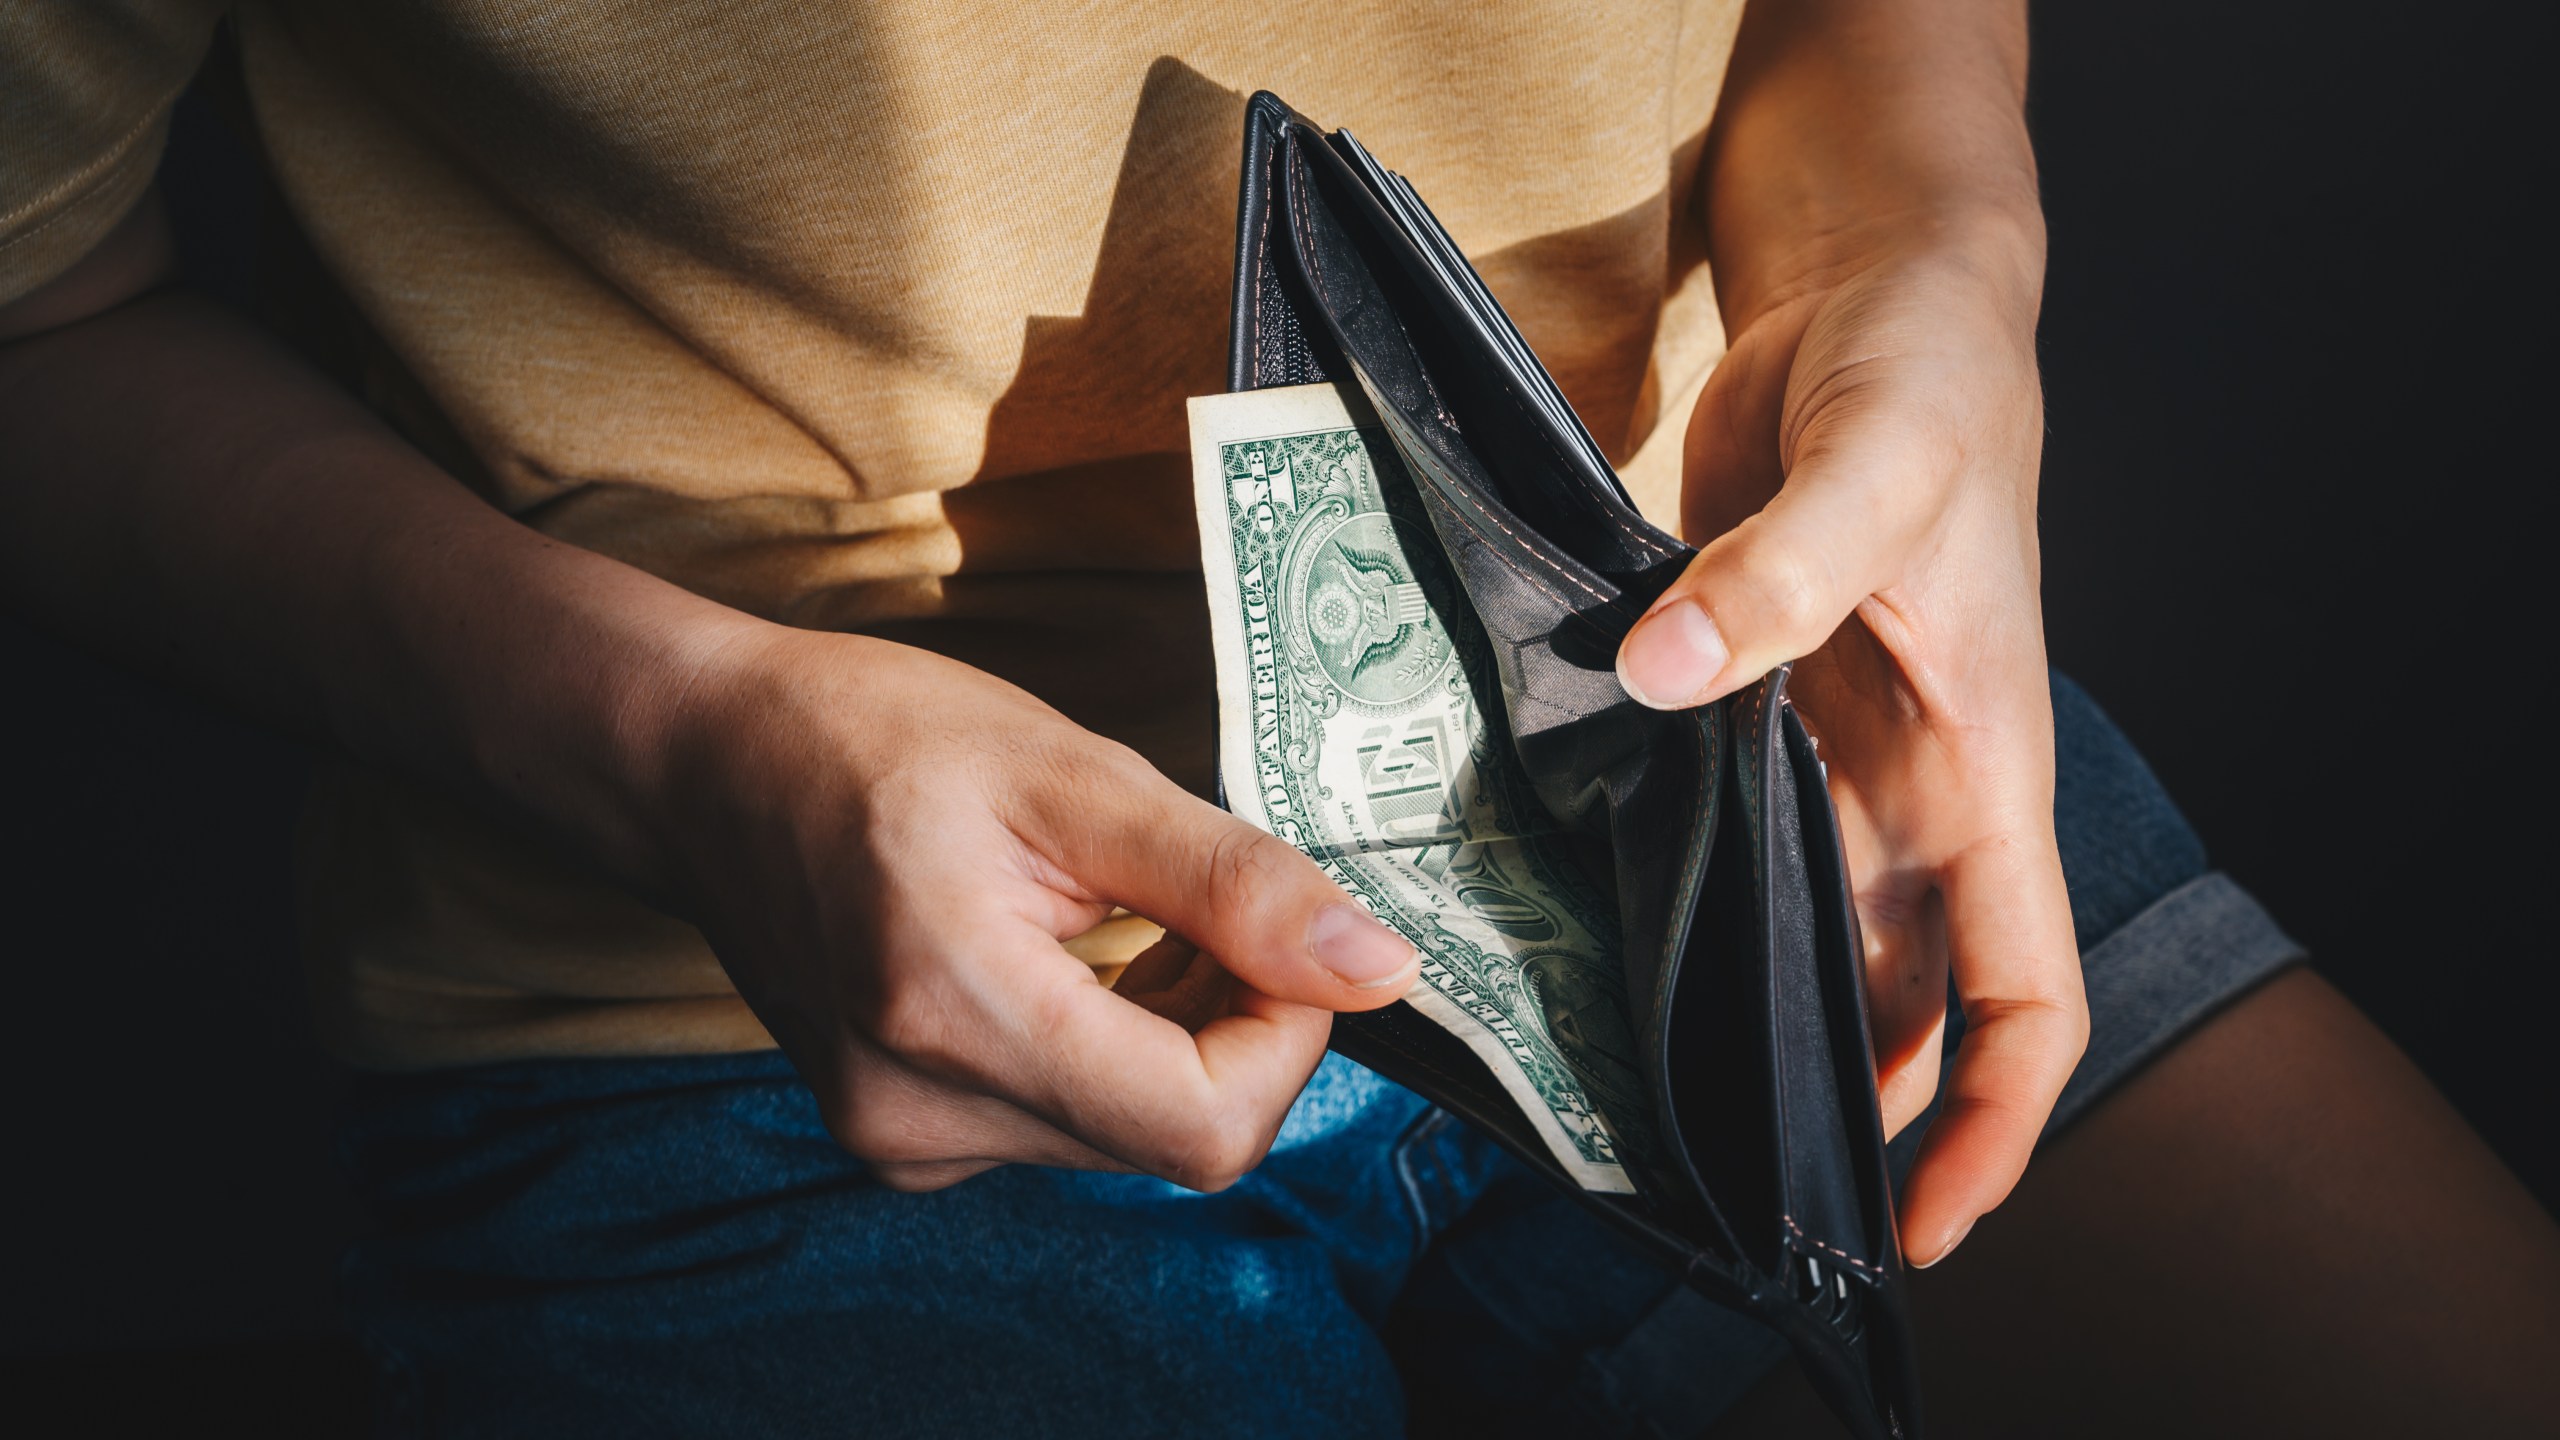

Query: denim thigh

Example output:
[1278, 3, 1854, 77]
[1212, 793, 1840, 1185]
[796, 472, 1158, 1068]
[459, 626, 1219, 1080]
[342, 1050, 1504, 1439]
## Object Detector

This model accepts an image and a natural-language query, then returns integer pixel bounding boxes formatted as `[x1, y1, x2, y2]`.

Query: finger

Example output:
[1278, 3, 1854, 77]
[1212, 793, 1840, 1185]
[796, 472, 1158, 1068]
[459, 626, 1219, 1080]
[985, 947, 1335, 1191]
[1115, 935, 1241, 1034]
[869, 1158, 1001, 1193]
[1678, 320, 1795, 543]
[1897, 829, 2086, 1267]
[1038, 779, 1419, 1011]
[823, 1038, 1134, 1176]
[1866, 898, 1951, 1139]
[1113, 931, 1201, 1000]
[1839, 858, 1954, 1139]
[1876, 1015, 1946, 1142]
[1803, 730, 1952, 1139]
[1617, 398, 1943, 711]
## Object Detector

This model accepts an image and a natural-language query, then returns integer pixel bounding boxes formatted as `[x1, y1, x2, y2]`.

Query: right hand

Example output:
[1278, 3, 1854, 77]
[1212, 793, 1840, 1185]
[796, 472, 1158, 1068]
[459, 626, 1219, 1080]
[640, 627, 1421, 1193]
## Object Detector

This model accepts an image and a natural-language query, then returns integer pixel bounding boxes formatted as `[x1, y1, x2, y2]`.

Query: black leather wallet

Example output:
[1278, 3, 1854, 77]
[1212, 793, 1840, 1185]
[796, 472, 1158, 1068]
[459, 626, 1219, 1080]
[1221, 92, 1922, 1438]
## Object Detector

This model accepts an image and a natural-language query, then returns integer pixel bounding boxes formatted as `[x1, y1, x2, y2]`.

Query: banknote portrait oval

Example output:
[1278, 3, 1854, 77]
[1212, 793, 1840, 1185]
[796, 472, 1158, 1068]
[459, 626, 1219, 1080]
[1455, 882, 1561, 942]
[1284, 510, 1458, 708]
[1521, 950, 1647, 1113]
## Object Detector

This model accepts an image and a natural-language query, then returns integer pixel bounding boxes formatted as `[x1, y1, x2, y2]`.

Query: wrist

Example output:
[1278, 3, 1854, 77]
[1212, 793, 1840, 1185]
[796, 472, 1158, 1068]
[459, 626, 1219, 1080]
[569, 602, 797, 892]
[1717, 201, 2046, 341]
[617, 620, 917, 902]
[1702, 0, 2043, 332]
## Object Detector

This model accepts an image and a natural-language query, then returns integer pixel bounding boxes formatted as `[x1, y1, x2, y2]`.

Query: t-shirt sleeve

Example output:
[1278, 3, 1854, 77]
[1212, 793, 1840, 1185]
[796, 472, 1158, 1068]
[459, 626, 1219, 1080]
[0, 0, 228, 305]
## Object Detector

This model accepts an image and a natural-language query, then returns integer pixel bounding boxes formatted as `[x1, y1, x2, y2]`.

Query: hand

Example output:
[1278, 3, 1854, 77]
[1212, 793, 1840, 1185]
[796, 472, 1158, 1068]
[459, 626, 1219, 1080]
[644, 629, 1420, 1192]
[1614, 218, 2086, 1267]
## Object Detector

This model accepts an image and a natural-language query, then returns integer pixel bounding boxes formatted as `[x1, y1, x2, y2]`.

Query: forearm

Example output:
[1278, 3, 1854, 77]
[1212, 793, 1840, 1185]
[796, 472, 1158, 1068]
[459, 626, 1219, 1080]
[0, 278, 771, 888]
[1702, 0, 2044, 329]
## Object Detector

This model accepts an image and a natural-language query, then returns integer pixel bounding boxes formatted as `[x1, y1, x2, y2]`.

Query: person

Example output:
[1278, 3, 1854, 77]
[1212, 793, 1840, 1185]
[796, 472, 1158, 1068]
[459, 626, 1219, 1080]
[2, 1, 2552, 1434]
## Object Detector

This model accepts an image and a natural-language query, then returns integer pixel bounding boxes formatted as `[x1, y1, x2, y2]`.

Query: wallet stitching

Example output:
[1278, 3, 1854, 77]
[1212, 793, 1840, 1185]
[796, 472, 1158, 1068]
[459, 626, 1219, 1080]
[1290, 146, 1464, 431]
[1405, 429, 1617, 613]
[1468, 364, 1675, 564]
[1345, 381, 1608, 620]
[1250, 152, 1275, 380]
[1375, 161, 1676, 567]
[1501, 403, 1679, 564]
[1745, 683, 1802, 1259]
[1437, 487, 1589, 619]
[1782, 1213, 1884, 1280]
[1383, 397, 1648, 625]
[1519, 415, 1680, 567]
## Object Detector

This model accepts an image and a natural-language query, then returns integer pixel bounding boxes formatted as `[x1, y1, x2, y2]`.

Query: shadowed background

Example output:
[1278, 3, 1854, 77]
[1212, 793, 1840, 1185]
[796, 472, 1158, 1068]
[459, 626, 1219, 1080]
[2, 1, 2546, 1428]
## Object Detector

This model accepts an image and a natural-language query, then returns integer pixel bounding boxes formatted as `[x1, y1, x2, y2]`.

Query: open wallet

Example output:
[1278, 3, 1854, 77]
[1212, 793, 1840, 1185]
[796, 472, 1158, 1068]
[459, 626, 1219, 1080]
[1213, 92, 1923, 1438]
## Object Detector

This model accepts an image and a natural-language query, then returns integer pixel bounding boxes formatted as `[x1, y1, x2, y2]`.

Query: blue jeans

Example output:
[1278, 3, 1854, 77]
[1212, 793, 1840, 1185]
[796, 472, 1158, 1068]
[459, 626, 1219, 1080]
[339, 675, 2302, 1437]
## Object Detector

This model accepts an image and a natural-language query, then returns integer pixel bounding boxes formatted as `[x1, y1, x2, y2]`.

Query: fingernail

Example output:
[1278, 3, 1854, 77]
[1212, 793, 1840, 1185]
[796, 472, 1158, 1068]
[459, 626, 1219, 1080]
[1913, 1216, 1977, 1270]
[1308, 903, 1416, 988]
[1615, 600, 1728, 709]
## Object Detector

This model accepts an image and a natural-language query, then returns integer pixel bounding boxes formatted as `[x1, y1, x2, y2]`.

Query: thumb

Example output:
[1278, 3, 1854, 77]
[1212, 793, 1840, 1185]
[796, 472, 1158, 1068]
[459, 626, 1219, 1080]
[1617, 417, 1929, 710]
[1056, 786, 1420, 1012]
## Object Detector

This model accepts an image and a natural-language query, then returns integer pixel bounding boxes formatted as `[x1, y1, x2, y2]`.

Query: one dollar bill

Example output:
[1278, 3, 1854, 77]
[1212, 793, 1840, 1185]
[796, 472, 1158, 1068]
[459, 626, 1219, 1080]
[1188, 382, 1650, 1193]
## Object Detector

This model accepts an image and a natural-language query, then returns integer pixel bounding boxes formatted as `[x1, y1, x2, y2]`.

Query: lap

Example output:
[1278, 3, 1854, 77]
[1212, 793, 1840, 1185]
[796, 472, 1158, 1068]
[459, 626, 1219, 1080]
[345, 1051, 1467, 1439]
[343, 673, 2298, 1437]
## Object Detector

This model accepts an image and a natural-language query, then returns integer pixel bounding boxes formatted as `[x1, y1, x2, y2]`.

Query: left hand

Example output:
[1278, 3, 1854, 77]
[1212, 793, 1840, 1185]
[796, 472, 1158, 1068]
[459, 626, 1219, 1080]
[1614, 217, 2087, 1268]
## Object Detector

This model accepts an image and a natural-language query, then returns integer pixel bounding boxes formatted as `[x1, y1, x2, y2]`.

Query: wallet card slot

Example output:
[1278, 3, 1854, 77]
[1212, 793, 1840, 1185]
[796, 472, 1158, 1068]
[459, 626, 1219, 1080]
[1786, 694, 1928, 1433]
[1666, 735, 1787, 1275]
[1328, 133, 1692, 596]
[1763, 696, 1877, 1276]
[1328, 134, 1651, 526]
[1782, 705, 1905, 1272]
[1282, 126, 1674, 592]
[1662, 679, 1881, 1287]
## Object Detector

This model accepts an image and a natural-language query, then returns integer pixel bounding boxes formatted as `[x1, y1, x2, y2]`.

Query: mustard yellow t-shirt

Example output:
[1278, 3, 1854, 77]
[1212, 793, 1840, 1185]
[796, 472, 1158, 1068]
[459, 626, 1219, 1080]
[1, 0, 1746, 1068]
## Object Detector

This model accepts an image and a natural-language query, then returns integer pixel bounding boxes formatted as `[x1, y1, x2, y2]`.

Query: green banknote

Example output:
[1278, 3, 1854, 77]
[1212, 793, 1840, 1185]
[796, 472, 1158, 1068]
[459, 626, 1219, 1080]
[1187, 382, 1650, 1192]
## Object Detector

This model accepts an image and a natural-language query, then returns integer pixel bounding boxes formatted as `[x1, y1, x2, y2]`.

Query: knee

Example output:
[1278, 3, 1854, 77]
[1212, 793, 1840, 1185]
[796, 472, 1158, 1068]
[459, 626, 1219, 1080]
[2049, 671, 2210, 946]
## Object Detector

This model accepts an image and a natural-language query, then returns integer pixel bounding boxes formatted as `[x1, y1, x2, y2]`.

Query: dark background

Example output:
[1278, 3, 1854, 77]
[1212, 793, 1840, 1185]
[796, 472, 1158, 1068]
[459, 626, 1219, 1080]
[2, 1, 2547, 1429]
